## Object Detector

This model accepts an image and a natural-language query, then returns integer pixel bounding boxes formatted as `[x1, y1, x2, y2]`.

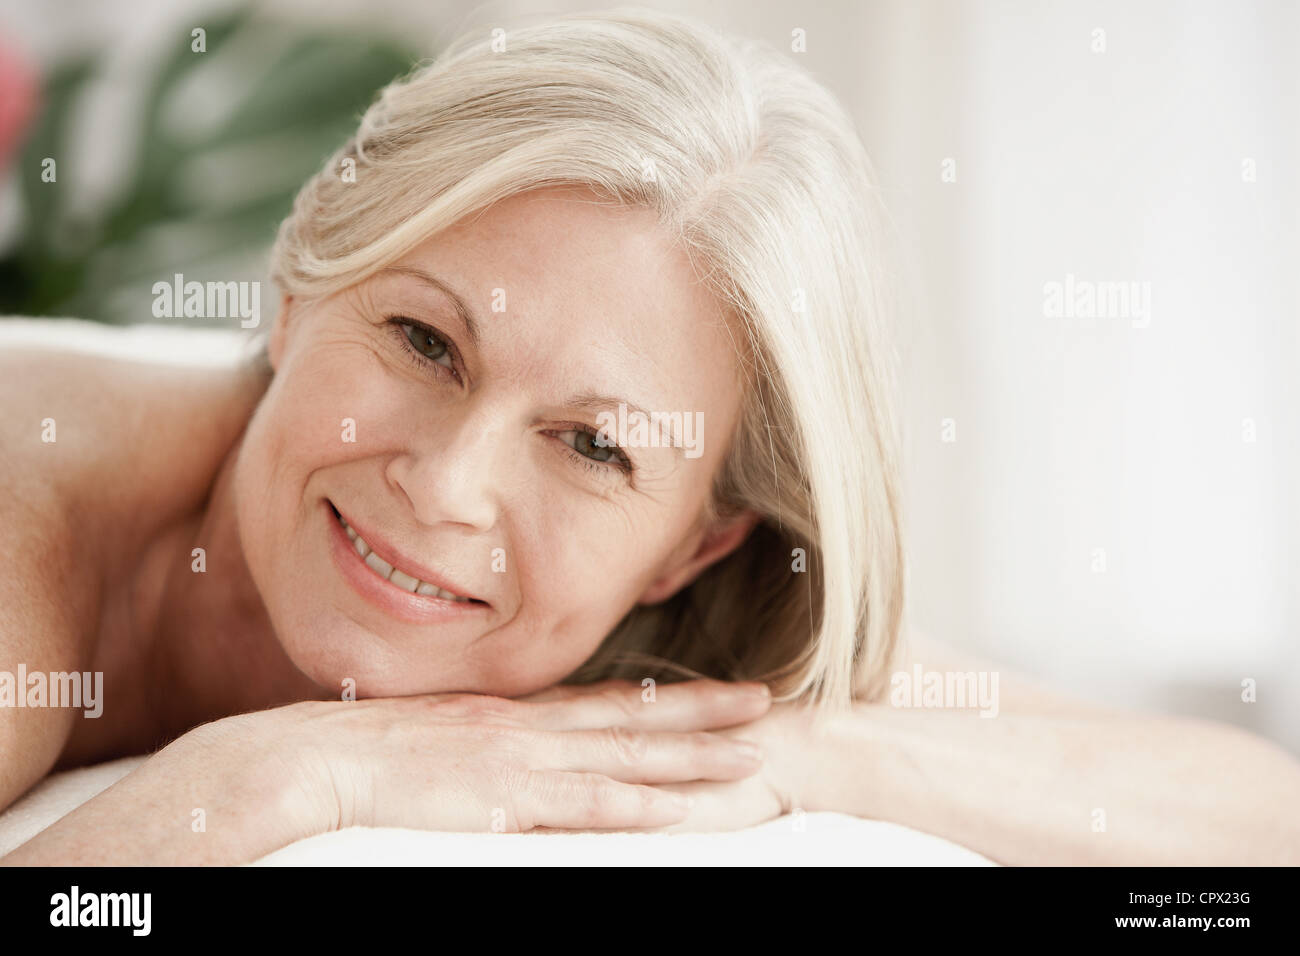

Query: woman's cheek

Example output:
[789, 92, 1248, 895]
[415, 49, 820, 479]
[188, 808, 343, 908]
[277, 359, 398, 465]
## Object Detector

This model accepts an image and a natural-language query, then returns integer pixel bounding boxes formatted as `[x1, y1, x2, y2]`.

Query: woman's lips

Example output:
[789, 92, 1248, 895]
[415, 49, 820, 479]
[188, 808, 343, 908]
[325, 500, 489, 624]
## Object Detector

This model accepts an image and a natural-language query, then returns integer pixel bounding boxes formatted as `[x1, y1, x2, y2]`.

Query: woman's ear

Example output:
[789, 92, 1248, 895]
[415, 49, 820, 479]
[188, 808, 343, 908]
[267, 295, 295, 371]
[637, 508, 761, 605]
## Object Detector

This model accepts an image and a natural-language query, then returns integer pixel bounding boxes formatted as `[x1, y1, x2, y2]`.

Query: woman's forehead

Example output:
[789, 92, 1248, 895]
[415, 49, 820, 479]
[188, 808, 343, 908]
[375, 190, 744, 412]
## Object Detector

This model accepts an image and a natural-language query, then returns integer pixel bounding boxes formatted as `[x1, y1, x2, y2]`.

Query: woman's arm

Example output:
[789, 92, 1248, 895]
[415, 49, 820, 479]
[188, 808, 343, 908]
[0, 426, 98, 817]
[811, 636, 1300, 865]
[1, 717, 328, 866]
[3, 681, 771, 865]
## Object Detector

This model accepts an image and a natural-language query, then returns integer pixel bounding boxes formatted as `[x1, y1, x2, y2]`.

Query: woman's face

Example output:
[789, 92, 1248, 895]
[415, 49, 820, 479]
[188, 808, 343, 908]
[235, 186, 755, 697]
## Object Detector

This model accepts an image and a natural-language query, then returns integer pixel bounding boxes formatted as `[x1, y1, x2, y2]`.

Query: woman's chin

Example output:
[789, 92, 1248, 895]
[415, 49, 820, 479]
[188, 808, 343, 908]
[274, 618, 451, 699]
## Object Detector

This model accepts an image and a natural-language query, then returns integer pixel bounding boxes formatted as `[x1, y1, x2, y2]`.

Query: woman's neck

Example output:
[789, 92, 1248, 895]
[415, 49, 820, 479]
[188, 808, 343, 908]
[144, 431, 330, 740]
[120, 360, 330, 749]
[58, 357, 328, 768]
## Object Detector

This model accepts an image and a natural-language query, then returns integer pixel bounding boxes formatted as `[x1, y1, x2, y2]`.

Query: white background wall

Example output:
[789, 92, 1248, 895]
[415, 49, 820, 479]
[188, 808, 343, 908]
[4, 0, 1296, 749]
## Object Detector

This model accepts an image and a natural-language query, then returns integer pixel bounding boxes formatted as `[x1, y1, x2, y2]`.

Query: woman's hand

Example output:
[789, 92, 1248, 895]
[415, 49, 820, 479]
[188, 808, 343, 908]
[272, 677, 774, 836]
[519, 679, 829, 833]
[659, 699, 827, 831]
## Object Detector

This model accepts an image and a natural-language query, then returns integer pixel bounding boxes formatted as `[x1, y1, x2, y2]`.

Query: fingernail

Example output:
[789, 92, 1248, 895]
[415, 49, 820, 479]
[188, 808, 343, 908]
[747, 682, 771, 699]
[671, 793, 695, 809]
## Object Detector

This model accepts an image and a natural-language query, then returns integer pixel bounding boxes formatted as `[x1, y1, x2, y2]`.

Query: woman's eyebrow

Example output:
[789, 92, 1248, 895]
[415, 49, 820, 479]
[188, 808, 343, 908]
[565, 391, 683, 451]
[375, 266, 480, 346]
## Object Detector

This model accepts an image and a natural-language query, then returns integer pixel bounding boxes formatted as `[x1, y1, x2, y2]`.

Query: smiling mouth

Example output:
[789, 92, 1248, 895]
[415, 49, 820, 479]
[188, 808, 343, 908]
[328, 502, 485, 605]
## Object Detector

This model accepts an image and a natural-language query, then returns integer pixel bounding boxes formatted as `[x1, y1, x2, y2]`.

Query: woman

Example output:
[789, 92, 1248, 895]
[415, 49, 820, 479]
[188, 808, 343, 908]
[2, 10, 1297, 866]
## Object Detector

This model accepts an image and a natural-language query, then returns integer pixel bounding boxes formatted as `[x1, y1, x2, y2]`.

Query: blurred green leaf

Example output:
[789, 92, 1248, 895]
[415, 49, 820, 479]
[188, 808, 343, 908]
[1, 5, 418, 324]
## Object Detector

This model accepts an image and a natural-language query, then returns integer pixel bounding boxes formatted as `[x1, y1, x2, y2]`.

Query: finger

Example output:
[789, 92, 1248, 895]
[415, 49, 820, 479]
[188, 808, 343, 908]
[653, 779, 776, 833]
[539, 726, 765, 783]
[520, 771, 694, 831]
[521, 678, 772, 732]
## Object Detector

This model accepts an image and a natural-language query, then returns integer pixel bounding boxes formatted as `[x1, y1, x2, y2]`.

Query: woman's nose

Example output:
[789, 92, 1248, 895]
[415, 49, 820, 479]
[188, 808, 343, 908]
[385, 412, 501, 531]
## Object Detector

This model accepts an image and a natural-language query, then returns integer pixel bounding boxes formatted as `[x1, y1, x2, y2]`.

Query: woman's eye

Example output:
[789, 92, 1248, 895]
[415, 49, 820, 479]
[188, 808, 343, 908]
[557, 429, 628, 468]
[400, 321, 453, 368]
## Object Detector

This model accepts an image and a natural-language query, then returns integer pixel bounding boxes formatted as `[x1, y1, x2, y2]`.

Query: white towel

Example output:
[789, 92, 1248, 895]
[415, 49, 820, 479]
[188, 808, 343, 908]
[0, 756, 995, 865]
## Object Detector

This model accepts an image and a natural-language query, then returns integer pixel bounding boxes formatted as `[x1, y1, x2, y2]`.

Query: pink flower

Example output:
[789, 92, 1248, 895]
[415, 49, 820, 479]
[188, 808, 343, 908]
[0, 39, 37, 170]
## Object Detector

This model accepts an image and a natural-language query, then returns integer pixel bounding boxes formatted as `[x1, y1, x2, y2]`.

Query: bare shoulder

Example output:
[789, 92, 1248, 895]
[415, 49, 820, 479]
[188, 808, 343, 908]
[0, 336, 138, 632]
[0, 321, 264, 521]
[0, 343, 112, 810]
[0, 320, 263, 810]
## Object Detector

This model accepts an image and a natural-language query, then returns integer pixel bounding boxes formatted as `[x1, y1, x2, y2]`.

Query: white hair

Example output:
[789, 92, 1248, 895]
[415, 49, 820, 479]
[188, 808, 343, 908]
[269, 8, 905, 711]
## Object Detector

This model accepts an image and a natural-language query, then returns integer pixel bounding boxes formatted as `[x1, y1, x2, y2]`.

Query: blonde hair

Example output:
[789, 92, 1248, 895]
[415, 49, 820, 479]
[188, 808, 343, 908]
[269, 9, 904, 711]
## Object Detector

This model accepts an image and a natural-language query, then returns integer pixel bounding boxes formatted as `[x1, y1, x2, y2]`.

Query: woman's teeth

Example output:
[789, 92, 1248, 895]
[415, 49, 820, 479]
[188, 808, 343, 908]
[337, 512, 475, 603]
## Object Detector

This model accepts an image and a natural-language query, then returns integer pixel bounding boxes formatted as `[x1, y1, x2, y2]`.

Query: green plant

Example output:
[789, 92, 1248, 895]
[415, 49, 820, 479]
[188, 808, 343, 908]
[0, 6, 417, 325]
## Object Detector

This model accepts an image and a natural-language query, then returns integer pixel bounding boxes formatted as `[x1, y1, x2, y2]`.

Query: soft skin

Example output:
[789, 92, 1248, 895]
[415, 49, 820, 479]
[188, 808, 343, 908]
[237, 186, 757, 700]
